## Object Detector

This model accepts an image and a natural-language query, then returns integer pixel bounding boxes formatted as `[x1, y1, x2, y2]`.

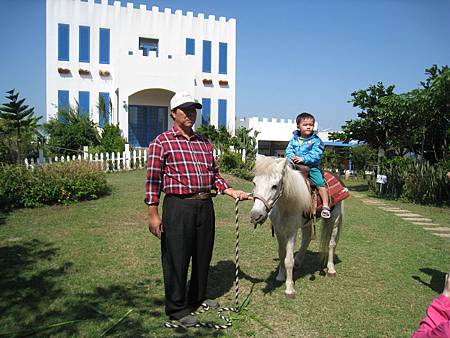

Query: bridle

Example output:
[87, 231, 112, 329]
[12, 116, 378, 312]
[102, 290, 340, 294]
[251, 166, 286, 215]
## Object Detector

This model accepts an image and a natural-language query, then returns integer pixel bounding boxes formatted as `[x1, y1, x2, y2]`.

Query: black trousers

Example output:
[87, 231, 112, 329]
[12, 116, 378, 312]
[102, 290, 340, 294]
[161, 195, 215, 320]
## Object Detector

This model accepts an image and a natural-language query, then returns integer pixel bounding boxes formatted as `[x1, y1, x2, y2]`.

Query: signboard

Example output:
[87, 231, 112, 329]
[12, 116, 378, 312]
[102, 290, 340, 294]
[376, 175, 387, 184]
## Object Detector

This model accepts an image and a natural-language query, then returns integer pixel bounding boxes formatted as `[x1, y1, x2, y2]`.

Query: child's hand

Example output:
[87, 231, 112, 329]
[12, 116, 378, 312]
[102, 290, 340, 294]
[292, 156, 303, 164]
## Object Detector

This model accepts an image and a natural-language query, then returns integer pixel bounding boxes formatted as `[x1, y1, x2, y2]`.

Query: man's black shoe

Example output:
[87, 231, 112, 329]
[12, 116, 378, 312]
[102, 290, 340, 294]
[202, 299, 219, 309]
[178, 314, 198, 327]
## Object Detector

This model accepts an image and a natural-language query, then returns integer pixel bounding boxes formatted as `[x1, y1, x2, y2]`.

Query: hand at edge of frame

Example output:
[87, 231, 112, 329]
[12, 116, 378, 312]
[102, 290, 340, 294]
[443, 273, 450, 299]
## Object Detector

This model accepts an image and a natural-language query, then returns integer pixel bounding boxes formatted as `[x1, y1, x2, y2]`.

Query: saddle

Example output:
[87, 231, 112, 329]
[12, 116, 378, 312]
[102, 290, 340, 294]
[293, 164, 350, 218]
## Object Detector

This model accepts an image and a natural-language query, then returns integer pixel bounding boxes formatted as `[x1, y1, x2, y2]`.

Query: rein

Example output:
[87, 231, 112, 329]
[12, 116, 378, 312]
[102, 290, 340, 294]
[164, 198, 242, 329]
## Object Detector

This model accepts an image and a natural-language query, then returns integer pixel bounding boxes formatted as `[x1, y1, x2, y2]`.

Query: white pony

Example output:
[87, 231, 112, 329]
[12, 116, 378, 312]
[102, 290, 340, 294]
[250, 155, 344, 298]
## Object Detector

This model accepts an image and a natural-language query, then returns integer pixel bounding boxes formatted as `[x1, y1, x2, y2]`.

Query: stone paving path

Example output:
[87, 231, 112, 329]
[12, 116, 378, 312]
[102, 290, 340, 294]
[351, 191, 448, 240]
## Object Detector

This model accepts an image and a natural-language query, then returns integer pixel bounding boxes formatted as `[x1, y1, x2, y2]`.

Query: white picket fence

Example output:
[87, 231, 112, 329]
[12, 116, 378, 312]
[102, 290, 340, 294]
[24, 144, 148, 172]
[24, 144, 247, 172]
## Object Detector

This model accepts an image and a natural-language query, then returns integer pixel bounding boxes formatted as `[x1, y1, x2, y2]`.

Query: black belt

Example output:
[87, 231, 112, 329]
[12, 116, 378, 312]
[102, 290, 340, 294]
[169, 191, 217, 200]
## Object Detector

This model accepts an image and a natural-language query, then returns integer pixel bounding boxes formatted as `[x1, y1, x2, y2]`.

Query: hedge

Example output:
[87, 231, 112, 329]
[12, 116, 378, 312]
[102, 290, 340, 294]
[0, 161, 109, 209]
[369, 157, 450, 206]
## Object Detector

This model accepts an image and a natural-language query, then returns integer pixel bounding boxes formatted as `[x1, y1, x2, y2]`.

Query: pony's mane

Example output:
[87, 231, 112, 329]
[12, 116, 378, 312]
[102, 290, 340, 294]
[254, 156, 311, 211]
[253, 156, 282, 176]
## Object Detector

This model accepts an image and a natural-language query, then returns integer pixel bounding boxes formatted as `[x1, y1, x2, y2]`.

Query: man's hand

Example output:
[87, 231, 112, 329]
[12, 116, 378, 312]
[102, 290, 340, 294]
[224, 188, 252, 201]
[148, 205, 163, 239]
[292, 156, 303, 164]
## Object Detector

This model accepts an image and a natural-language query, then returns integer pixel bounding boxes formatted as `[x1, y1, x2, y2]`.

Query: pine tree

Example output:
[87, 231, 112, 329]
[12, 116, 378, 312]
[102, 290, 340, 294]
[0, 89, 42, 164]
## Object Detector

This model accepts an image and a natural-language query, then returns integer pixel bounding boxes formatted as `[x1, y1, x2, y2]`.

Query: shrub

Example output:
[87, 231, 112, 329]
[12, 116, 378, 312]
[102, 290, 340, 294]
[99, 124, 126, 153]
[369, 157, 450, 206]
[42, 104, 100, 157]
[217, 150, 254, 180]
[218, 150, 241, 172]
[90, 124, 127, 155]
[0, 161, 109, 209]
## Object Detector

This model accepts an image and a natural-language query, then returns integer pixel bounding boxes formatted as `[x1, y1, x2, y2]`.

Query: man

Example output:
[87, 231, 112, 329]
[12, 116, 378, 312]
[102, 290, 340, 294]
[145, 92, 250, 327]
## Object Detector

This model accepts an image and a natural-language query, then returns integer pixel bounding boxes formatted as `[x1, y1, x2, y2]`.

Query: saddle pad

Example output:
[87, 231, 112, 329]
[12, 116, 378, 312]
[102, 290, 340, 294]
[316, 171, 350, 210]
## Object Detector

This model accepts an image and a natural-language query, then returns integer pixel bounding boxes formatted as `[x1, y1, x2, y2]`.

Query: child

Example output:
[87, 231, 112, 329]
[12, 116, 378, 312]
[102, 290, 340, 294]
[285, 112, 330, 218]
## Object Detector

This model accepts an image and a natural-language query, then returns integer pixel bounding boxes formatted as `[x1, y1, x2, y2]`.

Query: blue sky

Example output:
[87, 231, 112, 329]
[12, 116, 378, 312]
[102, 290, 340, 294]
[0, 0, 449, 130]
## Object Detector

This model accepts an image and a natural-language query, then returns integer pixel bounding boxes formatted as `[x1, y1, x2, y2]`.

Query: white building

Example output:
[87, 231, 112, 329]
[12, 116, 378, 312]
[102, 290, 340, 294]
[46, 0, 236, 147]
[236, 117, 333, 157]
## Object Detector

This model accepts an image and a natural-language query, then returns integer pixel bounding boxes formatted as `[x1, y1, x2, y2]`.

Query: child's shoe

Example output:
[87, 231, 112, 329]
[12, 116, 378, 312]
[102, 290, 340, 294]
[321, 206, 331, 219]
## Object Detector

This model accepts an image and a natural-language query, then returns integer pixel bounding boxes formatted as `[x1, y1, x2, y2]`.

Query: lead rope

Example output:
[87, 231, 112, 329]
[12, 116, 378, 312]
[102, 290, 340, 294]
[164, 198, 241, 329]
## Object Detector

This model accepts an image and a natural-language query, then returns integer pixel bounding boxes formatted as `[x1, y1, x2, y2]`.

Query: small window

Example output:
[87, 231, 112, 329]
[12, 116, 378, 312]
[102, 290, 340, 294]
[218, 99, 227, 127]
[99, 28, 110, 64]
[139, 37, 158, 57]
[202, 40, 211, 73]
[78, 91, 90, 117]
[186, 38, 195, 55]
[58, 24, 70, 61]
[58, 90, 69, 118]
[99, 92, 110, 128]
[201, 98, 211, 125]
[58, 90, 69, 122]
[79, 26, 90, 63]
[219, 42, 227, 75]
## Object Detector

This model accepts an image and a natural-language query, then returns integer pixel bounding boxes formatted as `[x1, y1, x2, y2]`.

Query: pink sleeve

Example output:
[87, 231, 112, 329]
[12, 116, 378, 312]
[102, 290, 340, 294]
[412, 295, 450, 338]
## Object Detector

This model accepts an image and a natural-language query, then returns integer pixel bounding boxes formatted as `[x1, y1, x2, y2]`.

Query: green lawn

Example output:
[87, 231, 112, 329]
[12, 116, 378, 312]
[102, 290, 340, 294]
[0, 171, 449, 337]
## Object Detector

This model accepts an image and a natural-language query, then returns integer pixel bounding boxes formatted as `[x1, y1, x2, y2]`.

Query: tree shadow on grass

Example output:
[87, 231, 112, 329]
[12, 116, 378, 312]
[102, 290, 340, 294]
[412, 268, 446, 294]
[0, 239, 72, 337]
[348, 184, 369, 192]
[261, 250, 342, 295]
[0, 239, 228, 337]
[0, 210, 9, 225]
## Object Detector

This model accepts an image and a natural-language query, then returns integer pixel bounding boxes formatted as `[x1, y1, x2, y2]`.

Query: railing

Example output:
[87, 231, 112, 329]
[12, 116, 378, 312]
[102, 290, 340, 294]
[24, 144, 148, 172]
[24, 144, 247, 171]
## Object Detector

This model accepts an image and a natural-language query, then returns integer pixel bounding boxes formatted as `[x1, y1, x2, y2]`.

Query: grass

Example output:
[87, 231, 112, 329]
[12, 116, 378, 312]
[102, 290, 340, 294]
[0, 171, 449, 337]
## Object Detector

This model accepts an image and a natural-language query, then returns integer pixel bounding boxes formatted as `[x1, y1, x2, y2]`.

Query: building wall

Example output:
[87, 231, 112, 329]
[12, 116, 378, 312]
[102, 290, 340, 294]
[46, 0, 236, 141]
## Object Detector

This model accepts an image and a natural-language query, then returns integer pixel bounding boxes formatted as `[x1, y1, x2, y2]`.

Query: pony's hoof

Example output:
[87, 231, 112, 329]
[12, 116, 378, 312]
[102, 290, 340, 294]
[327, 272, 337, 278]
[285, 292, 296, 299]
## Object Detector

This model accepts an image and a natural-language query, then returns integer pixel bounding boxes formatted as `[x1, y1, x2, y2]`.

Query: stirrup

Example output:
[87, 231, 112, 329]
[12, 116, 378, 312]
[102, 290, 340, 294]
[321, 206, 331, 219]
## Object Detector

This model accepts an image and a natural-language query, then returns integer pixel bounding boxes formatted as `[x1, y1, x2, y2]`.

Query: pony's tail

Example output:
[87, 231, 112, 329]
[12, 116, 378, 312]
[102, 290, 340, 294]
[319, 202, 344, 266]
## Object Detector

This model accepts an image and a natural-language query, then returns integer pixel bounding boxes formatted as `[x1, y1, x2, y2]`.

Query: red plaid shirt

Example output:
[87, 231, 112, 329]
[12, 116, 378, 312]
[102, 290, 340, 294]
[145, 126, 230, 205]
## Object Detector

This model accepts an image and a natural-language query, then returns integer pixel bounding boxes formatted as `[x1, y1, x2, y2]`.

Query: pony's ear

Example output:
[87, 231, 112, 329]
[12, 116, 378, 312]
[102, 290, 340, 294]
[282, 157, 289, 172]
[275, 157, 288, 173]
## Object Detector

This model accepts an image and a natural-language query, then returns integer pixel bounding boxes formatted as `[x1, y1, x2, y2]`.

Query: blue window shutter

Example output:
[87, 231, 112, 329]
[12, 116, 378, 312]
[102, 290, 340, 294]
[202, 40, 211, 73]
[218, 99, 227, 127]
[186, 38, 195, 55]
[58, 90, 69, 122]
[201, 98, 211, 125]
[58, 24, 70, 61]
[79, 26, 90, 63]
[79, 91, 90, 117]
[99, 92, 110, 128]
[219, 42, 227, 75]
[99, 28, 110, 64]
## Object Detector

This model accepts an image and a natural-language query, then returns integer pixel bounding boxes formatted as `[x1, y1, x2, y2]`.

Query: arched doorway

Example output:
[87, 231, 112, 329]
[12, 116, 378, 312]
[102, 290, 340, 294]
[127, 88, 174, 147]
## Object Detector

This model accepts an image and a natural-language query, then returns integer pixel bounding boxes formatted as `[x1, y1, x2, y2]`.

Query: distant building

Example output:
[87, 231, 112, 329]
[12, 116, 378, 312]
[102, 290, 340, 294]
[46, 0, 236, 147]
[236, 116, 354, 169]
